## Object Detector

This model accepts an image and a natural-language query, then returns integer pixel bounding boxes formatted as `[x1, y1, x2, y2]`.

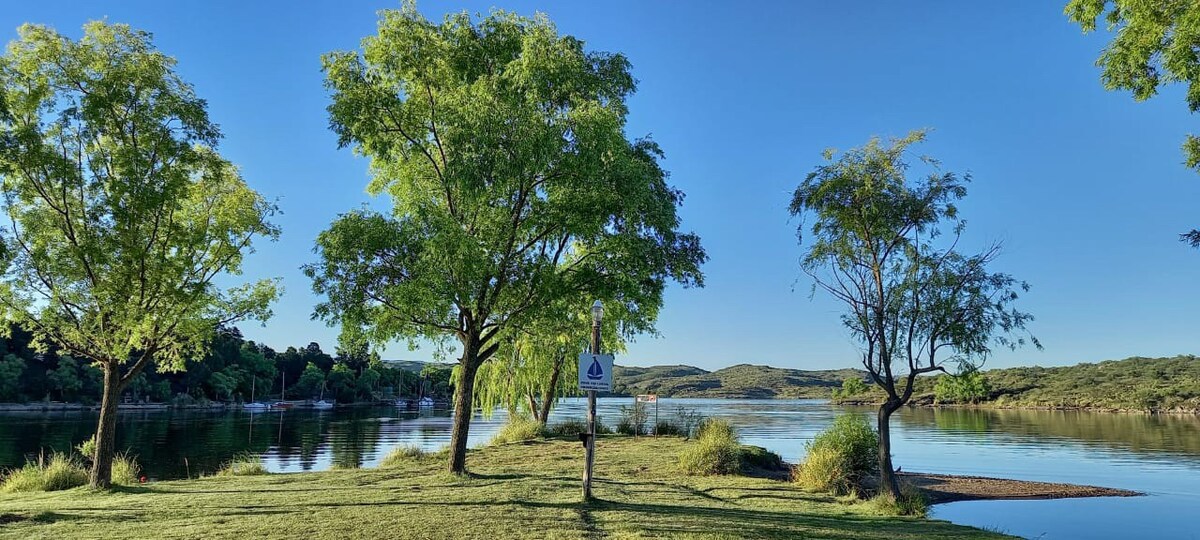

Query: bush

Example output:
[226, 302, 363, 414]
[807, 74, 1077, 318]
[832, 378, 870, 401]
[111, 453, 141, 486]
[868, 482, 928, 517]
[794, 414, 879, 496]
[674, 407, 704, 438]
[679, 419, 742, 475]
[76, 437, 96, 460]
[933, 365, 991, 404]
[216, 454, 267, 476]
[544, 419, 588, 438]
[489, 416, 543, 446]
[653, 420, 684, 436]
[616, 402, 649, 435]
[380, 444, 426, 467]
[738, 445, 785, 472]
[0, 453, 88, 493]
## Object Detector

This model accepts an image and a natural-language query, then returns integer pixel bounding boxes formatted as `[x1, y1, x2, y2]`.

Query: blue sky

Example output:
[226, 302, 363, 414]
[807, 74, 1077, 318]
[3, 2, 1198, 371]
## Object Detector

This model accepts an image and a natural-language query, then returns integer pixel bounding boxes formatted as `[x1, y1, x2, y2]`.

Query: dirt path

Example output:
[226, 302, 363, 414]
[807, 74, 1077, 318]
[901, 472, 1141, 504]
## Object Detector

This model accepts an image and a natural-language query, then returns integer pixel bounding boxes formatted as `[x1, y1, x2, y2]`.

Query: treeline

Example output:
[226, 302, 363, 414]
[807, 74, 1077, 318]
[832, 355, 1200, 413]
[0, 326, 453, 405]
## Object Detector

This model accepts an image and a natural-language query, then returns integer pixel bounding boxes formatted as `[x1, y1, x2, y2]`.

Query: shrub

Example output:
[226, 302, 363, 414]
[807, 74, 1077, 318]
[489, 416, 543, 446]
[111, 453, 141, 486]
[934, 365, 991, 404]
[831, 378, 870, 401]
[0, 453, 88, 493]
[616, 402, 649, 435]
[380, 444, 426, 467]
[794, 414, 879, 496]
[75, 437, 96, 460]
[738, 445, 786, 472]
[216, 454, 267, 476]
[544, 419, 587, 438]
[674, 406, 704, 438]
[679, 419, 741, 475]
[868, 481, 928, 517]
[653, 420, 684, 436]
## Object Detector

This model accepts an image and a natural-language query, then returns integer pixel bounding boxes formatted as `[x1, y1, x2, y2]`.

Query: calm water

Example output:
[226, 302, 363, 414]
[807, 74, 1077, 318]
[2, 399, 1198, 539]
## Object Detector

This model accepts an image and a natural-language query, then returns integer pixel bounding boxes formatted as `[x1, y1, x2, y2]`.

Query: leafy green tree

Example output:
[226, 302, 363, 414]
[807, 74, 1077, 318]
[472, 297, 638, 424]
[327, 363, 356, 403]
[0, 353, 25, 402]
[294, 362, 326, 399]
[790, 130, 1037, 500]
[208, 367, 241, 401]
[831, 377, 870, 401]
[934, 365, 991, 405]
[48, 355, 84, 401]
[356, 367, 381, 400]
[0, 22, 280, 487]
[1066, 1, 1200, 244]
[238, 344, 276, 401]
[309, 5, 705, 473]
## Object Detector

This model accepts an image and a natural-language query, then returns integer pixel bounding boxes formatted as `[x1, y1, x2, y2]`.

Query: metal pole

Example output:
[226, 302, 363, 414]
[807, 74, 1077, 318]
[583, 315, 600, 501]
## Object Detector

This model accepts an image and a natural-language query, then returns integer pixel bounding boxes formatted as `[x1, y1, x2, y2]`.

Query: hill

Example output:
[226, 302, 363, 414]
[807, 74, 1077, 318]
[836, 355, 1200, 413]
[611, 363, 863, 399]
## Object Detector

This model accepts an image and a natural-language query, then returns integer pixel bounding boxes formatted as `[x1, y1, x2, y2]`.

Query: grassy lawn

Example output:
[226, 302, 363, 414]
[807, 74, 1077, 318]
[0, 437, 1007, 539]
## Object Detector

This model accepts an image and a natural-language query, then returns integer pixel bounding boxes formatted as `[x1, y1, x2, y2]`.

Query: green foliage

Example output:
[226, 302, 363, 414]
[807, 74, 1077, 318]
[111, 453, 141, 486]
[0, 20, 279, 486]
[795, 414, 879, 496]
[832, 377, 870, 401]
[867, 482, 929, 517]
[543, 419, 589, 438]
[616, 401, 649, 435]
[308, 3, 705, 473]
[216, 454, 268, 477]
[679, 419, 742, 475]
[0, 453, 87, 492]
[975, 355, 1200, 411]
[294, 363, 326, 399]
[0, 353, 24, 402]
[739, 445, 786, 472]
[489, 417, 545, 446]
[1065, 1, 1200, 243]
[380, 445, 427, 467]
[934, 366, 991, 404]
[653, 420, 684, 437]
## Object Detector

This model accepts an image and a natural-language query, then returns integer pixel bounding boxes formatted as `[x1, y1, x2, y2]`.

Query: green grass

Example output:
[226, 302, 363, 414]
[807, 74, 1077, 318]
[0, 453, 87, 493]
[489, 417, 544, 446]
[214, 454, 268, 477]
[379, 444, 427, 467]
[0, 438, 1009, 539]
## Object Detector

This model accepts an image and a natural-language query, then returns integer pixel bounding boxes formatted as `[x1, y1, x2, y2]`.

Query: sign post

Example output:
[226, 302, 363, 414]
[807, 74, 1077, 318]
[580, 301, 612, 501]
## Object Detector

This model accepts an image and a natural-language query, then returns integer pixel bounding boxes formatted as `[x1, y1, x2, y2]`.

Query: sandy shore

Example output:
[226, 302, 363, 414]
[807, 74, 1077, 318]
[901, 472, 1141, 504]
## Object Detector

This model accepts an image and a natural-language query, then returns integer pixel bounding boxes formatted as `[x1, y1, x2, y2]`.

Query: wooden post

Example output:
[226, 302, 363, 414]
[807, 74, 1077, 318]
[583, 312, 601, 501]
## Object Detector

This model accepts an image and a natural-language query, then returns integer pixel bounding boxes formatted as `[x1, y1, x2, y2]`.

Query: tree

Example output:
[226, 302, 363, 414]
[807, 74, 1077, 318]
[294, 362, 326, 399]
[0, 22, 280, 487]
[0, 353, 24, 402]
[1065, 1, 1200, 244]
[790, 130, 1037, 499]
[309, 5, 705, 473]
[471, 297, 639, 424]
[48, 355, 84, 401]
[933, 364, 991, 405]
[326, 363, 355, 403]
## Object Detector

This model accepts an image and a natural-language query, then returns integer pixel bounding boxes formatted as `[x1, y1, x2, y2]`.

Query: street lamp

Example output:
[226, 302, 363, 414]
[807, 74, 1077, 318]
[591, 300, 604, 325]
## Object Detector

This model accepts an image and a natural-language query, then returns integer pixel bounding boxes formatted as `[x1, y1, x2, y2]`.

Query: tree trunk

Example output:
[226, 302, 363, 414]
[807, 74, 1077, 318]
[877, 401, 901, 500]
[89, 361, 121, 489]
[448, 354, 480, 475]
[537, 354, 562, 425]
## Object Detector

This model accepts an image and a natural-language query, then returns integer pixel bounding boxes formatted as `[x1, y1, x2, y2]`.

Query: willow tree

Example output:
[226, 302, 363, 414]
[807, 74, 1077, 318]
[471, 296, 644, 424]
[1066, 1, 1200, 244]
[790, 131, 1037, 500]
[0, 22, 279, 488]
[308, 5, 705, 474]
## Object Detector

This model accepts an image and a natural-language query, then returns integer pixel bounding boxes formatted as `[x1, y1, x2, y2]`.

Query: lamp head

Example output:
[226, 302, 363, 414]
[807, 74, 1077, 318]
[591, 300, 604, 323]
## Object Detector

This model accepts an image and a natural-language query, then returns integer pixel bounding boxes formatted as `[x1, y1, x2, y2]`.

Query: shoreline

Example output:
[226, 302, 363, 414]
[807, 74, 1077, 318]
[900, 472, 1141, 504]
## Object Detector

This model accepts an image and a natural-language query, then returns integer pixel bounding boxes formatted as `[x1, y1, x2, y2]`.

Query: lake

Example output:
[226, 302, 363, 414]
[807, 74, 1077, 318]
[1, 398, 1197, 539]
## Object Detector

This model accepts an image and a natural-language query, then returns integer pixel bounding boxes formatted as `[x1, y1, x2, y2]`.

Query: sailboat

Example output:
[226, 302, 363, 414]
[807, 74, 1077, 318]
[243, 376, 269, 410]
[272, 372, 294, 410]
[313, 381, 334, 410]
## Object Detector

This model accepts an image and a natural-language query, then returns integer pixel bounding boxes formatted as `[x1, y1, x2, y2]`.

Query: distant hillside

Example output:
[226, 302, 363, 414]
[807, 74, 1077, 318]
[610, 363, 863, 399]
[837, 355, 1200, 413]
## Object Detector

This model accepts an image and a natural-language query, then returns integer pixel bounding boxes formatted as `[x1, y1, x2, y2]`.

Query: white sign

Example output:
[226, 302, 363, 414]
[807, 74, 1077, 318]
[636, 394, 657, 403]
[577, 352, 614, 391]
